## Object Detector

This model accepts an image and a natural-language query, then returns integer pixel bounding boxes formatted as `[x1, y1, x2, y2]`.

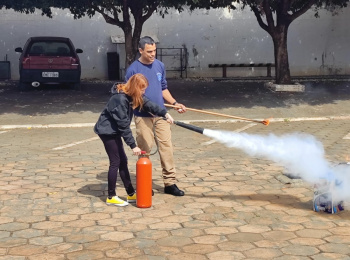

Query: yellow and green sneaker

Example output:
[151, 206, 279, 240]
[127, 193, 136, 203]
[106, 196, 128, 207]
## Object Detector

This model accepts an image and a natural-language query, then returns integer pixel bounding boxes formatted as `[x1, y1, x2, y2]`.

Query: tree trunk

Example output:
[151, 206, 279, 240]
[272, 27, 291, 84]
[124, 29, 134, 69]
[123, 12, 144, 69]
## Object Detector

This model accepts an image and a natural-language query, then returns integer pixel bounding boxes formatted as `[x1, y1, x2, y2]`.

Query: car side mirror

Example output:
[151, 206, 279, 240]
[15, 47, 23, 53]
[76, 48, 83, 54]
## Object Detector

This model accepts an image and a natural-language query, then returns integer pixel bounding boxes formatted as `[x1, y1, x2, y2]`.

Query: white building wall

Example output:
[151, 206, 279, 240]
[0, 5, 349, 80]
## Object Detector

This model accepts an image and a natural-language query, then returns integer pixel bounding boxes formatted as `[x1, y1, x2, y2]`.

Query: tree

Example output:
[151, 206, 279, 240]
[188, 0, 349, 84]
[0, 0, 52, 16]
[47, 0, 187, 69]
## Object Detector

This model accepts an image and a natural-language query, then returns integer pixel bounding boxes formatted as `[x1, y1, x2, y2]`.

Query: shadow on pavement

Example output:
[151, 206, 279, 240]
[1, 79, 350, 117]
[77, 171, 164, 202]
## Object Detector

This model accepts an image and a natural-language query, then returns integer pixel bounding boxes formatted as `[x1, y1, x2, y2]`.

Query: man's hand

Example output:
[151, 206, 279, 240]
[174, 103, 186, 114]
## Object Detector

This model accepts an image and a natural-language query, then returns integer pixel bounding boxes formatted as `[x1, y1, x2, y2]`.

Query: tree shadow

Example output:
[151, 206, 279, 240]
[77, 171, 164, 202]
[1, 79, 350, 117]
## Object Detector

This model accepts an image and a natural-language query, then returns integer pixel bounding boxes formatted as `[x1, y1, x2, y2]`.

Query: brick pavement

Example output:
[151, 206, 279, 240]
[1, 119, 350, 259]
[1, 80, 350, 259]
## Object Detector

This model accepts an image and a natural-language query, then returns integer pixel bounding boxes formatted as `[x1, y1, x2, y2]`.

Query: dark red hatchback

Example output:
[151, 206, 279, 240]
[15, 36, 83, 90]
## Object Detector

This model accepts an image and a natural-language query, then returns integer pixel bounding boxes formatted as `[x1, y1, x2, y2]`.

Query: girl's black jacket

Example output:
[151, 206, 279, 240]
[94, 90, 167, 149]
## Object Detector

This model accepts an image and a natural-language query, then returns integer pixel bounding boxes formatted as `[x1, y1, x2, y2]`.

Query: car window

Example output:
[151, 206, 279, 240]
[28, 41, 73, 56]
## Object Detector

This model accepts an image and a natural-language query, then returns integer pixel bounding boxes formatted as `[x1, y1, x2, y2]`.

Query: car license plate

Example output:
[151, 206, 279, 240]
[42, 72, 59, 77]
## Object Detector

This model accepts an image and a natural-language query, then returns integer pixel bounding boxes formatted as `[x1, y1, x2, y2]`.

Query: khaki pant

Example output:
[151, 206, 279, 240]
[134, 116, 176, 186]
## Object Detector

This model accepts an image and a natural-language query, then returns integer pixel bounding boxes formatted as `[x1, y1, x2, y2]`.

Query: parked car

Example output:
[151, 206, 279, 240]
[15, 36, 83, 90]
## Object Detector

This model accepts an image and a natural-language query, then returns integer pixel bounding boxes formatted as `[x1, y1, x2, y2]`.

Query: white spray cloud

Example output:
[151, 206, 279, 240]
[203, 129, 350, 201]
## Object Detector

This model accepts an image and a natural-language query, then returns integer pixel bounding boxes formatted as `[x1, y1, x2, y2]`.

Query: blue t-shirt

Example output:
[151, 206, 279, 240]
[125, 59, 167, 117]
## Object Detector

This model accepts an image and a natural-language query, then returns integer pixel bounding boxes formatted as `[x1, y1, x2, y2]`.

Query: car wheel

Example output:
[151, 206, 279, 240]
[18, 82, 30, 91]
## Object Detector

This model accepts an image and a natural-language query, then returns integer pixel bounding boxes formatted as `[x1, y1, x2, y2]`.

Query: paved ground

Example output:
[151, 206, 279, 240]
[1, 78, 350, 259]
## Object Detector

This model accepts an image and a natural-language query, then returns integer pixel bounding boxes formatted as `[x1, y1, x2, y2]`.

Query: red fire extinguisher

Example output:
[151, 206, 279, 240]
[136, 151, 152, 208]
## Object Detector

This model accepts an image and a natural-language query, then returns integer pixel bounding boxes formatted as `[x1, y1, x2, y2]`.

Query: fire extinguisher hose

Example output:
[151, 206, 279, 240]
[149, 117, 163, 156]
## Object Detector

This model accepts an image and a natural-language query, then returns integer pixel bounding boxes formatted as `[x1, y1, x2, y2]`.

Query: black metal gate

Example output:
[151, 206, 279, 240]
[156, 47, 187, 78]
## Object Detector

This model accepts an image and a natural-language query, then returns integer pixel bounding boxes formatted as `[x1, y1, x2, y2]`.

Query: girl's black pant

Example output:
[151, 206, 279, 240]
[99, 135, 135, 198]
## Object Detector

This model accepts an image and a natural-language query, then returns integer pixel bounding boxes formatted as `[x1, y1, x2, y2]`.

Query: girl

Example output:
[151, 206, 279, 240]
[94, 73, 174, 206]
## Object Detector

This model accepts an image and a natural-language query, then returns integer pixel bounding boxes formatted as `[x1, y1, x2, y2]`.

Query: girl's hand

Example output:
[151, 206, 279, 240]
[165, 113, 174, 124]
[132, 147, 142, 156]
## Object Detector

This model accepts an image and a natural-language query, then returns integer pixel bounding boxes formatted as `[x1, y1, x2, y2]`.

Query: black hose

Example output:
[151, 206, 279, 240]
[151, 119, 204, 156]
[174, 121, 204, 134]
[150, 117, 163, 155]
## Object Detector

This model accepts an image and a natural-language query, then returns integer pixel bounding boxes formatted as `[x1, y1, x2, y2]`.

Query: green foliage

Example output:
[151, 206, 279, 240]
[0, 0, 54, 16]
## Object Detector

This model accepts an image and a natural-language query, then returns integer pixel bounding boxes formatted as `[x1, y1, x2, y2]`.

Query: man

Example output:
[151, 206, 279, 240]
[125, 36, 186, 196]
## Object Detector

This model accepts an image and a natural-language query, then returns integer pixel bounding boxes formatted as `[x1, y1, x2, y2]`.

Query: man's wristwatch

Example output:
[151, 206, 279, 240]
[172, 101, 178, 105]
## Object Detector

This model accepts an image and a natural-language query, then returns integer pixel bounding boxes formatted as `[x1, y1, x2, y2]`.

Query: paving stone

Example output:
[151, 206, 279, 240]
[0, 256, 26, 260]
[296, 229, 332, 238]
[311, 253, 350, 260]
[0, 217, 14, 224]
[253, 240, 290, 249]
[136, 230, 168, 240]
[27, 253, 65, 260]
[12, 229, 45, 239]
[244, 247, 283, 258]
[131, 217, 161, 225]
[157, 236, 193, 247]
[303, 221, 337, 229]
[204, 226, 238, 235]
[238, 224, 271, 233]
[206, 250, 245, 260]
[168, 252, 208, 260]
[182, 220, 216, 229]
[227, 232, 264, 242]
[182, 244, 218, 254]
[262, 231, 297, 241]
[192, 234, 227, 244]
[100, 231, 134, 241]
[318, 243, 350, 254]
[0, 237, 27, 247]
[47, 243, 83, 254]
[29, 236, 64, 246]
[329, 226, 350, 236]
[47, 227, 81, 237]
[274, 256, 310, 260]
[281, 245, 320, 256]
[15, 215, 46, 223]
[173, 208, 204, 215]
[66, 250, 105, 260]
[49, 214, 79, 222]
[149, 222, 182, 230]
[142, 210, 173, 218]
[8, 245, 46, 256]
[31, 221, 63, 230]
[63, 219, 95, 228]
[270, 222, 304, 231]
[0, 222, 29, 232]
[105, 247, 143, 259]
[128, 255, 165, 260]
[143, 246, 181, 256]
[0, 231, 10, 239]
[218, 241, 255, 251]
[289, 237, 326, 246]
[120, 238, 156, 249]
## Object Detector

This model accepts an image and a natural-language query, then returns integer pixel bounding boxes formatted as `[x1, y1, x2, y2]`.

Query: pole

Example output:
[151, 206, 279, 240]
[165, 104, 270, 125]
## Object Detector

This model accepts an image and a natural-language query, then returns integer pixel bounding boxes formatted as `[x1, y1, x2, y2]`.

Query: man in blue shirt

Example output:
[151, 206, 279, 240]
[125, 36, 187, 196]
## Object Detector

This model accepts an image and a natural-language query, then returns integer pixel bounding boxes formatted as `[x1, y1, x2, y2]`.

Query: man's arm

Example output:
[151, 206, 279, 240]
[162, 89, 186, 113]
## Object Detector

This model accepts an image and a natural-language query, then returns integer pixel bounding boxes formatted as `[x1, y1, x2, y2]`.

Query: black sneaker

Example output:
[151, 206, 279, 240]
[164, 184, 185, 196]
